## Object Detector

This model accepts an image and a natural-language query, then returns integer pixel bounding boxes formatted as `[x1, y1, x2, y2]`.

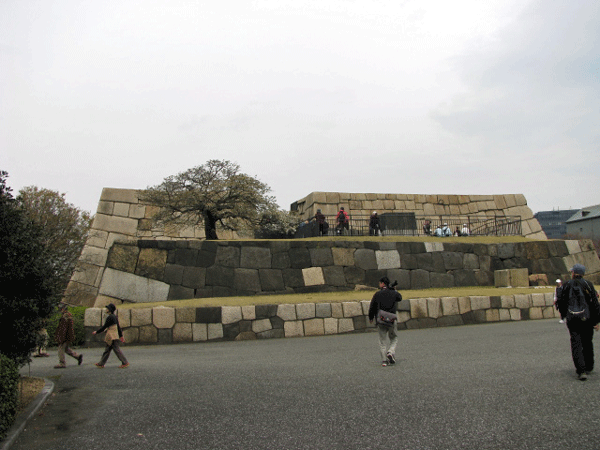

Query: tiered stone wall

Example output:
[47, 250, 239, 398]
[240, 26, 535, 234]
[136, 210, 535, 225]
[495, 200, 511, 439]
[86, 238, 599, 309]
[293, 192, 545, 239]
[83, 292, 561, 346]
[67, 188, 558, 307]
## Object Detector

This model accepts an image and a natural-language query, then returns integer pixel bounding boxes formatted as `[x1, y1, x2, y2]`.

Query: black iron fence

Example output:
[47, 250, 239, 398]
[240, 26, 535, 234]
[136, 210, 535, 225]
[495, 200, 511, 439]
[295, 213, 522, 238]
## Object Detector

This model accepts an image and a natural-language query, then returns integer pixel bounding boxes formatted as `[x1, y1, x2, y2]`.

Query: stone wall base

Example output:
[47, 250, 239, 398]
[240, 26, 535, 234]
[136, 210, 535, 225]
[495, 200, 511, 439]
[84, 292, 559, 346]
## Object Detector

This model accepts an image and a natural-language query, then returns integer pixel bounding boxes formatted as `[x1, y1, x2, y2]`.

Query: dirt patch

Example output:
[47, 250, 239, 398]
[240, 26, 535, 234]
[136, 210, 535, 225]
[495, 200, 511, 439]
[17, 376, 46, 414]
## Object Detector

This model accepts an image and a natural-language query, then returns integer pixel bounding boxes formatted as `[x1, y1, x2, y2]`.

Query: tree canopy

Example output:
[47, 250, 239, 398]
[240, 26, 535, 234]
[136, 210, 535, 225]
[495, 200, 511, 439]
[0, 172, 63, 365]
[142, 160, 277, 239]
[17, 186, 92, 291]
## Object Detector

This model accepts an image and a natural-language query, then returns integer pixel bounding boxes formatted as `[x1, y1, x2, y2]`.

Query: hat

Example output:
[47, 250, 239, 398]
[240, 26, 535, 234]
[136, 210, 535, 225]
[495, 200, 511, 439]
[570, 264, 586, 275]
[106, 303, 117, 313]
[555, 279, 561, 283]
[443, 223, 448, 226]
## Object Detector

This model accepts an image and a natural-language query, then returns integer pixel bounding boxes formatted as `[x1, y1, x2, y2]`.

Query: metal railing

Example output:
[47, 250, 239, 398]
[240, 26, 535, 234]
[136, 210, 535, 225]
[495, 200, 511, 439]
[295, 213, 522, 238]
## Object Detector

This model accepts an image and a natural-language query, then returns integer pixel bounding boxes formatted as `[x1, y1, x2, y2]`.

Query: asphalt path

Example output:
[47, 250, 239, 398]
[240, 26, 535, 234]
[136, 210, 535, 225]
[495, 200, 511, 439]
[13, 319, 600, 450]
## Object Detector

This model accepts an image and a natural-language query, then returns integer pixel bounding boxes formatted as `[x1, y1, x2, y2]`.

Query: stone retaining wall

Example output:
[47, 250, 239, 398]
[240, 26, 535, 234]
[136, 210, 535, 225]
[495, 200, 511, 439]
[84, 238, 599, 308]
[84, 292, 560, 346]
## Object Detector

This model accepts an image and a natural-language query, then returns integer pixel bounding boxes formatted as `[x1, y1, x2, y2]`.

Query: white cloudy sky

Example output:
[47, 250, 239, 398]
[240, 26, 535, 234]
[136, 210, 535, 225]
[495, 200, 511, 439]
[1, 0, 598, 214]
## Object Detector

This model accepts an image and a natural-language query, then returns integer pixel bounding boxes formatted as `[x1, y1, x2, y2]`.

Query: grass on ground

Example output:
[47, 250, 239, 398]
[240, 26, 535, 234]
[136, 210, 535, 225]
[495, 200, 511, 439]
[119, 286, 555, 310]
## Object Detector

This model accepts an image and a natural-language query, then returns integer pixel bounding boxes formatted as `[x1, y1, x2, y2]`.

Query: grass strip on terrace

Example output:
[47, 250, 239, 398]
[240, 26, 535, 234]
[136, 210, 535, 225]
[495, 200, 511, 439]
[120, 286, 556, 309]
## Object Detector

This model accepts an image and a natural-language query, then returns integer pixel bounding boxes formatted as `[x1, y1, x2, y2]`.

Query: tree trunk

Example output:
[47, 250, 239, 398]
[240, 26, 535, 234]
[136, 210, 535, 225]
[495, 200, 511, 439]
[204, 211, 219, 240]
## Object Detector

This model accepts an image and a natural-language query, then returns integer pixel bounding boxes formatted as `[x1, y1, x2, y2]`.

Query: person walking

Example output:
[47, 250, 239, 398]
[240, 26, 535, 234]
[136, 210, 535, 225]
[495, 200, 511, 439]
[554, 278, 565, 324]
[54, 304, 83, 368]
[557, 264, 600, 380]
[368, 277, 402, 366]
[93, 303, 129, 368]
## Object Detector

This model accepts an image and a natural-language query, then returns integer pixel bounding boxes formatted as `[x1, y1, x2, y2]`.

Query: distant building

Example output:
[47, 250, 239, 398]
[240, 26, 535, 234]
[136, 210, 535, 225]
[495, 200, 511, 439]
[565, 204, 600, 240]
[534, 209, 578, 239]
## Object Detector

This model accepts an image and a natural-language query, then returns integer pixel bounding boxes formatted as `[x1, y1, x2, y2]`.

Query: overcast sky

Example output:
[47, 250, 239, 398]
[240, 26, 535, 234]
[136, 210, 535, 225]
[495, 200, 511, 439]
[2, 0, 598, 215]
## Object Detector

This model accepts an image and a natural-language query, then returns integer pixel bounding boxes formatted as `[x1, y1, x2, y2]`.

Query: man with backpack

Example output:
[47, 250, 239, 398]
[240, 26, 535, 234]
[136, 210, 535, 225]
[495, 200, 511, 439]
[368, 277, 402, 367]
[335, 207, 349, 236]
[557, 264, 600, 380]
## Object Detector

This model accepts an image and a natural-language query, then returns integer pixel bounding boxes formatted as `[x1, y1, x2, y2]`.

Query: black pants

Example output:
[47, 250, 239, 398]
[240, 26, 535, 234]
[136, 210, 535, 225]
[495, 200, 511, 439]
[567, 319, 595, 374]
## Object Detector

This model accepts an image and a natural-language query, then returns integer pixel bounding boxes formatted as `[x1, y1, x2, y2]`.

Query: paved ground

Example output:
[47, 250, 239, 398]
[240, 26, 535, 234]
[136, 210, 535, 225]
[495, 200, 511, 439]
[11, 319, 600, 450]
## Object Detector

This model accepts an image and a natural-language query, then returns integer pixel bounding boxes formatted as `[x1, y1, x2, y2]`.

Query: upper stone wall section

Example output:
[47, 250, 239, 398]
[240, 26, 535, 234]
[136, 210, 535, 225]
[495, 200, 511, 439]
[292, 192, 545, 240]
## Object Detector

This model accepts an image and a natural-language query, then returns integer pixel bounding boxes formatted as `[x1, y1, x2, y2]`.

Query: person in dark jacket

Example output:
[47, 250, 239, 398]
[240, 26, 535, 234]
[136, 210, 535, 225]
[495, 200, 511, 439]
[93, 303, 129, 368]
[314, 209, 328, 236]
[368, 277, 402, 366]
[54, 304, 83, 368]
[369, 211, 381, 236]
[557, 264, 600, 380]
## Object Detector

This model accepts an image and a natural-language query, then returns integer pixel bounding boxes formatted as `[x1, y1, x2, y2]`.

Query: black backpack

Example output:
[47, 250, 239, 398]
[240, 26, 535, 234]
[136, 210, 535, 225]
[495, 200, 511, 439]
[567, 279, 590, 322]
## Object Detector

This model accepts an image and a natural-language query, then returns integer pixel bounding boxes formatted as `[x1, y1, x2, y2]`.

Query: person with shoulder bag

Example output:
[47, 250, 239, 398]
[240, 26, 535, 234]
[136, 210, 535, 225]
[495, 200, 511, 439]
[92, 303, 129, 369]
[368, 277, 402, 366]
[557, 264, 600, 380]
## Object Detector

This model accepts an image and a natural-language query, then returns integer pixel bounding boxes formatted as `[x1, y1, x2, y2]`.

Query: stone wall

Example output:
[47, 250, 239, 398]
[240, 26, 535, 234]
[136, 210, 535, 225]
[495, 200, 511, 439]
[83, 292, 561, 346]
[66, 188, 566, 307]
[85, 238, 600, 309]
[292, 192, 546, 239]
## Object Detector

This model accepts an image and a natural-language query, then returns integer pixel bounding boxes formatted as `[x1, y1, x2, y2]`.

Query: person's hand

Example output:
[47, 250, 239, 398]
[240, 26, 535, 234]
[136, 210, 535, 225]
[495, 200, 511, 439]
[92, 331, 96, 335]
[594, 324, 600, 332]
[120, 336, 125, 343]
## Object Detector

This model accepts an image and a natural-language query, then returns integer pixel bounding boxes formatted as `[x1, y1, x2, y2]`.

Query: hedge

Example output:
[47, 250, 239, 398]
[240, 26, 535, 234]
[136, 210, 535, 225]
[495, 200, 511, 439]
[0, 354, 19, 439]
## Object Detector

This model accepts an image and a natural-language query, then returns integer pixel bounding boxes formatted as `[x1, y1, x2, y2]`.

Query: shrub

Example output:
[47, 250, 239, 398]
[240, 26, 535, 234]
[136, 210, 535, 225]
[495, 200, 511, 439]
[46, 306, 87, 347]
[0, 354, 19, 439]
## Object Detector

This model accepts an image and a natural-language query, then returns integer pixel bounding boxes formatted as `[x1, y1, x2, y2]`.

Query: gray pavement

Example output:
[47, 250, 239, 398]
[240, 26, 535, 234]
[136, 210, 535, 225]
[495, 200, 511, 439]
[9, 319, 600, 450]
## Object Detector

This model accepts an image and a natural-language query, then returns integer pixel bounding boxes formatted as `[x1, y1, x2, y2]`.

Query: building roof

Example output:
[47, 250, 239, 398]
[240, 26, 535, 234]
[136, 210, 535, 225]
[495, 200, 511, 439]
[566, 204, 600, 223]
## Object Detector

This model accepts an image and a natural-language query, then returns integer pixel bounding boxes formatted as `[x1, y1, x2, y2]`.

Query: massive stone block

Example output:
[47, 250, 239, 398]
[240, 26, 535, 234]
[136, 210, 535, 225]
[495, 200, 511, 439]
[106, 244, 139, 273]
[92, 213, 138, 236]
[375, 250, 401, 270]
[259, 269, 285, 291]
[153, 306, 175, 329]
[302, 267, 325, 286]
[354, 249, 377, 270]
[241, 247, 272, 269]
[233, 268, 261, 292]
[99, 268, 169, 303]
[309, 248, 334, 266]
[296, 303, 316, 320]
[322, 266, 347, 286]
[135, 248, 167, 280]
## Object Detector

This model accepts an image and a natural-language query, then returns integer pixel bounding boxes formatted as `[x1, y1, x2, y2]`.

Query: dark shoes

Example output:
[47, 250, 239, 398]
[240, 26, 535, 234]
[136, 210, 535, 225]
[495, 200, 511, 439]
[78, 354, 83, 366]
[386, 353, 396, 365]
[54, 364, 66, 369]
